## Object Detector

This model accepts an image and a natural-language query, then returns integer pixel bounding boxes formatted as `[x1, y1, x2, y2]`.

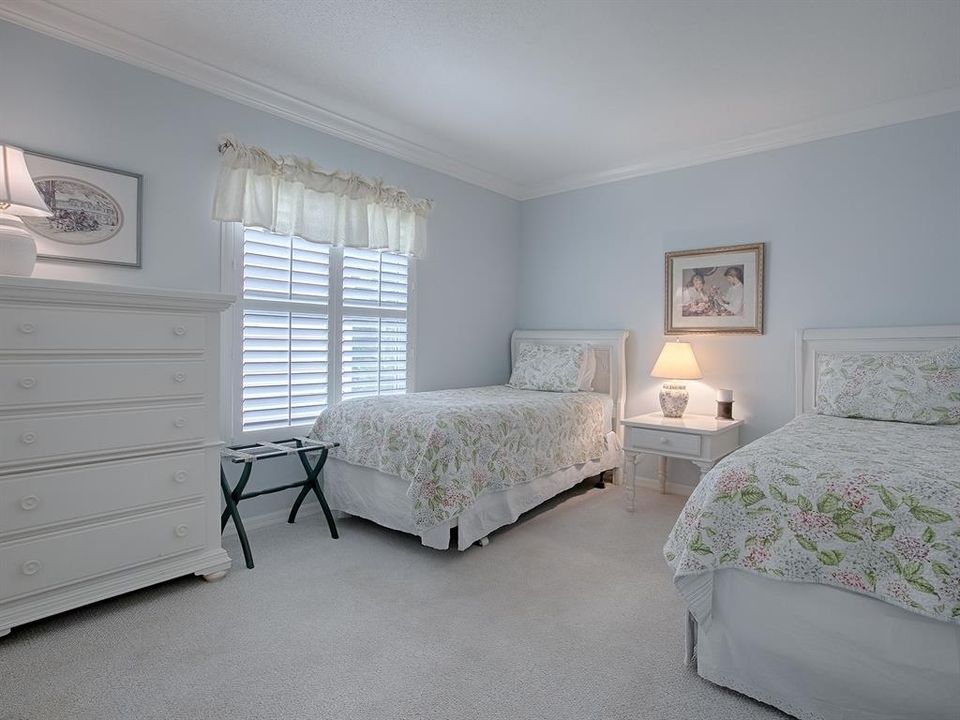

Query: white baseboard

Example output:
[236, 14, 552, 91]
[221, 504, 321, 539]
[633, 475, 695, 497]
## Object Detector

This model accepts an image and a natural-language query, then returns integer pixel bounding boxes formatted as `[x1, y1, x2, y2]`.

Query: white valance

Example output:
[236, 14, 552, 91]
[212, 136, 431, 256]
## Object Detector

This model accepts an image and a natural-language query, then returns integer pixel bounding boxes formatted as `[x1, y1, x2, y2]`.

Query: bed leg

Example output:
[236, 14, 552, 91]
[476, 536, 490, 547]
[594, 472, 606, 489]
[684, 611, 697, 665]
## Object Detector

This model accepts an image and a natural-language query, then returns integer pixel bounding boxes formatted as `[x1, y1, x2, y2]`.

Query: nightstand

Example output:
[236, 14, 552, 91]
[621, 412, 743, 510]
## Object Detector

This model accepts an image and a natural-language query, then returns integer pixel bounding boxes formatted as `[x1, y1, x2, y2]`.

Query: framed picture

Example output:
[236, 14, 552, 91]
[665, 243, 764, 335]
[22, 150, 142, 268]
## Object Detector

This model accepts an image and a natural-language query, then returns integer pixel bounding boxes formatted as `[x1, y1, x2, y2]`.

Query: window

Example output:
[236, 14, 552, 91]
[228, 226, 412, 437]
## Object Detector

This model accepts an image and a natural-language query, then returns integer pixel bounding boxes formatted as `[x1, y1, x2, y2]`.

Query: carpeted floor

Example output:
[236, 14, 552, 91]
[0, 484, 787, 720]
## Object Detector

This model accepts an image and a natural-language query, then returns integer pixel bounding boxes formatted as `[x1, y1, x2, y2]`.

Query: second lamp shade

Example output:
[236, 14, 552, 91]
[650, 341, 702, 380]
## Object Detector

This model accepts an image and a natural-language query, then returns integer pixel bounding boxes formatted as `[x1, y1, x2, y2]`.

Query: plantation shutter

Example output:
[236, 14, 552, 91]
[238, 229, 409, 434]
[341, 248, 409, 399]
[240, 229, 331, 432]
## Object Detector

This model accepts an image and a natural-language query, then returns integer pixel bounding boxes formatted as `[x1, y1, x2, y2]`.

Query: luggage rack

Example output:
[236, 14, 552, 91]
[219, 437, 339, 569]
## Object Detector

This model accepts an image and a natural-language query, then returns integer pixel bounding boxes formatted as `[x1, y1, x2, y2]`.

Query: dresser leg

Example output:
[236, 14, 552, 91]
[202, 570, 228, 582]
[658, 456, 668, 494]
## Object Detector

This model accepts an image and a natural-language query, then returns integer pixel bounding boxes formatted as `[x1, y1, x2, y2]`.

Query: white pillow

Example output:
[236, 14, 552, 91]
[579, 347, 597, 391]
[817, 343, 960, 425]
[509, 342, 588, 393]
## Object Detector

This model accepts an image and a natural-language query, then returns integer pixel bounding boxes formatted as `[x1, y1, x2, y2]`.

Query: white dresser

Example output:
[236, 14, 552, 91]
[0, 277, 234, 637]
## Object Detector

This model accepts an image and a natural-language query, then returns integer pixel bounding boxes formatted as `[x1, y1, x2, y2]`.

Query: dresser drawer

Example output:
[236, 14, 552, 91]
[625, 426, 702, 456]
[0, 504, 205, 602]
[0, 359, 206, 409]
[0, 451, 206, 534]
[0, 360, 205, 407]
[0, 306, 204, 353]
[0, 405, 205, 466]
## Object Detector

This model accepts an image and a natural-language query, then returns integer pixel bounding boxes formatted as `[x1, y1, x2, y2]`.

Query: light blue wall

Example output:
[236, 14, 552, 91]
[519, 112, 960, 487]
[0, 20, 520, 395]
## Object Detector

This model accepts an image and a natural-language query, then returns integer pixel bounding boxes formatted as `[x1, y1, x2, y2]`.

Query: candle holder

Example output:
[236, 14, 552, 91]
[717, 400, 734, 420]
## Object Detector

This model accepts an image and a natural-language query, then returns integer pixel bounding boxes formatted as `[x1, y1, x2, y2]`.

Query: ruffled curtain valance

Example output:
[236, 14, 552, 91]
[212, 136, 431, 256]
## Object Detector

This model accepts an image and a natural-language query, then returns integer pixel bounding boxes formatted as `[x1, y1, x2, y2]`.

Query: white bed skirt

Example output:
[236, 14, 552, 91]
[322, 431, 623, 550]
[693, 569, 960, 720]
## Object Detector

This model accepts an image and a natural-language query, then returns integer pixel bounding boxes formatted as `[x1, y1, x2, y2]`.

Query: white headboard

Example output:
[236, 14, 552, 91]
[796, 325, 960, 416]
[511, 329, 629, 437]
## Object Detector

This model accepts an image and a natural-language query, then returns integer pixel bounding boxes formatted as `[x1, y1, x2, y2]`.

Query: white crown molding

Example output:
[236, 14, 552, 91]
[519, 86, 960, 200]
[0, 2, 523, 199]
[2, 3, 958, 203]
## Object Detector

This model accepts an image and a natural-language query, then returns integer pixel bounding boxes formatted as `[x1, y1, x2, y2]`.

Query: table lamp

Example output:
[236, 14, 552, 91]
[0, 145, 52, 276]
[650, 340, 702, 418]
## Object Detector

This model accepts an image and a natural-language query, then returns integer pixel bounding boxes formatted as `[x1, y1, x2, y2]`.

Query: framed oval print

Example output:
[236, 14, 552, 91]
[22, 150, 142, 268]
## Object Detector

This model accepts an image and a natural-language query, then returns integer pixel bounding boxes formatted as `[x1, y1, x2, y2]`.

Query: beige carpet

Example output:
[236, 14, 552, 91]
[0, 484, 787, 720]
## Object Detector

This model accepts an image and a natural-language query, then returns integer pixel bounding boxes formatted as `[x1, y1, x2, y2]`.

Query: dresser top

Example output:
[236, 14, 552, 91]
[0, 276, 234, 312]
[622, 411, 743, 434]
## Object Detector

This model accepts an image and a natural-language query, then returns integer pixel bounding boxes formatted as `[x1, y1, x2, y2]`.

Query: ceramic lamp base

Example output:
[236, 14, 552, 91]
[0, 214, 37, 277]
[659, 382, 689, 418]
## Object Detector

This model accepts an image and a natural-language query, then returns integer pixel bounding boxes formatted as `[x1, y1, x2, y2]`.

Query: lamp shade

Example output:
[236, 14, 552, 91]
[0, 146, 51, 217]
[650, 341, 702, 380]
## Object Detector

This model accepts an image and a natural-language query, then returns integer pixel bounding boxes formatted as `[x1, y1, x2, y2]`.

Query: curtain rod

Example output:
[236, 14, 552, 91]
[217, 137, 238, 155]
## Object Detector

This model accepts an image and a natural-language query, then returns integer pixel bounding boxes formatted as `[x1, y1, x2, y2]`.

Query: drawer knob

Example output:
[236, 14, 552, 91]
[19, 495, 40, 511]
[660, 437, 669, 445]
[173, 325, 187, 337]
[19, 376, 36, 389]
[18, 322, 36, 334]
[21, 431, 37, 445]
[174, 524, 190, 538]
[173, 417, 186, 429]
[173, 372, 186, 383]
[173, 470, 188, 483]
[21, 560, 42, 576]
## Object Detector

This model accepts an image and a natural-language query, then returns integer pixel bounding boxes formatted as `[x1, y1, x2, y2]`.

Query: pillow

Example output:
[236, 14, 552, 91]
[509, 342, 588, 392]
[579, 347, 597, 391]
[816, 343, 960, 425]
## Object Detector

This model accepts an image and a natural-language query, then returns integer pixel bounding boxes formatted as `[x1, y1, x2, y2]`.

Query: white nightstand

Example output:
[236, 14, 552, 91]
[621, 412, 743, 510]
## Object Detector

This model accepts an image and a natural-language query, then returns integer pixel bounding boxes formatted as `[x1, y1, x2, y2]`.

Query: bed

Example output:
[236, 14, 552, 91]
[665, 325, 960, 720]
[310, 330, 628, 550]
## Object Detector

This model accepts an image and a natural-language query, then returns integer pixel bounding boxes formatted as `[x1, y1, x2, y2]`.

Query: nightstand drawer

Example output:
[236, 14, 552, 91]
[625, 427, 701, 456]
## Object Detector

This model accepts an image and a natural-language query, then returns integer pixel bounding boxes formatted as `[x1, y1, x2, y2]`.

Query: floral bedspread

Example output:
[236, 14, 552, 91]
[310, 386, 609, 530]
[664, 414, 960, 625]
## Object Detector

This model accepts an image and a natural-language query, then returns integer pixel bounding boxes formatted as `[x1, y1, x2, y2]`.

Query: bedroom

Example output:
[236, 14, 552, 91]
[0, 1, 958, 719]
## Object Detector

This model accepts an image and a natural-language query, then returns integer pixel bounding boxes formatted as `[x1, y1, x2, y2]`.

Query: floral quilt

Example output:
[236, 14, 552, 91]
[310, 385, 609, 530]
[664, 414, 960, 625]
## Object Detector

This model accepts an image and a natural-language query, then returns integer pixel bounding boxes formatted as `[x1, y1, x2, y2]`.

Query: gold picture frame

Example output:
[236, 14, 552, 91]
[665, 243, 764, 335]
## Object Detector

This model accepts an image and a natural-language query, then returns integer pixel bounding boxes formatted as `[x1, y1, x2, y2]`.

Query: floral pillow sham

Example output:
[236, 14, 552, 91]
[817, 343, 960, 425]
[509, 342, 588, 392]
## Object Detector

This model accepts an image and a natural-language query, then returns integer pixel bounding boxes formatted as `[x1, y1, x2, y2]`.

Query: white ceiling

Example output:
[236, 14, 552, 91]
[3, 0, 959, 199]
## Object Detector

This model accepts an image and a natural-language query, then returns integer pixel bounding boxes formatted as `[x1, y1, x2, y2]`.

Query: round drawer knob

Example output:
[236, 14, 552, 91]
[173, 417, 186, 429]
[21, 431, 37, 445]
[660, 437, 669, 444]
[19, 322, 36, 334]
[21, 560, 42, 576]
[173, 326, 187, 337]
[19, 376, 36, 389]
[174, 524, 190, 538]
[20, 495, 40, 511]
[173, 372, 186, 383]
[173, 470, 188, 484]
